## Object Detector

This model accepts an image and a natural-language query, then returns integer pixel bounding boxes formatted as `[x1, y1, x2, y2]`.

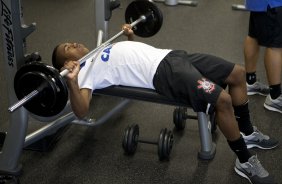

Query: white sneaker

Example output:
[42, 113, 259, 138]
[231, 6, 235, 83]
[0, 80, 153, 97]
[241, 127, 279, 149]
[264, 94, 282, 114]
[234, 155, 275, 184]
[247, 82, 270, 96]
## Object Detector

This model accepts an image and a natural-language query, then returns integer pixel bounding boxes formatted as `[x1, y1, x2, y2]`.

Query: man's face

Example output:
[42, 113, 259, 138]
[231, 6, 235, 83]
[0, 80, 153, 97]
[57, 42, 89, 62]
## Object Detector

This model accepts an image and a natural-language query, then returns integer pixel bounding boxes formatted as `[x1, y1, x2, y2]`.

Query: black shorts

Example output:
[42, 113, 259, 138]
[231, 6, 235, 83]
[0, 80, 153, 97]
[153, 50, 235, 113]
[249, 6, 282, 47]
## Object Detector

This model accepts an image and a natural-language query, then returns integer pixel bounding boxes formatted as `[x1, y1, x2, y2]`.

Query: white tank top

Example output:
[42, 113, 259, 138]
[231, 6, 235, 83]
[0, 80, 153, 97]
[78, 41, 171, 92]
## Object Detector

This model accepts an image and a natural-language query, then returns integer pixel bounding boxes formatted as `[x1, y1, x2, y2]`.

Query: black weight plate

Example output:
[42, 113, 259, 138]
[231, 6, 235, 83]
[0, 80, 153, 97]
[166, 130, 174, 156]
[17, 71, 57, 109]
[173, 107, 186, 130]
[125, 0, 163, 37]
[158, 128, 166, 160]
[162, 129, 170, 159]
[122, 126, 130, 152]
[127, 124, 139, 154]
[14, 62, 68, 117]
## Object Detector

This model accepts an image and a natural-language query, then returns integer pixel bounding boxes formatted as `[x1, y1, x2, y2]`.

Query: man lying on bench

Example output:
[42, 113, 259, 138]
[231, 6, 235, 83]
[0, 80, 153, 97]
[51, 24, 278, 184]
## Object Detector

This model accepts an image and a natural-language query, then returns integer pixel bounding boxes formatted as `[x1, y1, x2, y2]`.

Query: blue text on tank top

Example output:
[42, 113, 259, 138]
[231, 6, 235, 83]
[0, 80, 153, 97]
[101, 45, 113, 62]
[80, 45, 113, 69]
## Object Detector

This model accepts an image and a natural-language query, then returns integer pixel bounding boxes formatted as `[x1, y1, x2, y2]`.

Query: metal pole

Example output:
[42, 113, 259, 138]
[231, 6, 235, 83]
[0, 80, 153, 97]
[0, 0, 35, 174]
[197, 112, 216, 160]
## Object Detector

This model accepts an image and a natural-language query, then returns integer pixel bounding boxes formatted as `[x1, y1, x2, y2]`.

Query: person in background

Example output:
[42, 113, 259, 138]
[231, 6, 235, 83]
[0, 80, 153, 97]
[244, 0, 282, 113]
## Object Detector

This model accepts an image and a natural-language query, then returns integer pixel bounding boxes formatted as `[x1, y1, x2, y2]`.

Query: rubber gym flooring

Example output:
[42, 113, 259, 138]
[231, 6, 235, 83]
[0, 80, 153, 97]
[0, 0, 281, 184]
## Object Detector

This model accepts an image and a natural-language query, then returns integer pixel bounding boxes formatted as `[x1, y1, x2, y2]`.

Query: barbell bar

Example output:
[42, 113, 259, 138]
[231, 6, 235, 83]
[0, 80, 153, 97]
[8, 0, 163, 117]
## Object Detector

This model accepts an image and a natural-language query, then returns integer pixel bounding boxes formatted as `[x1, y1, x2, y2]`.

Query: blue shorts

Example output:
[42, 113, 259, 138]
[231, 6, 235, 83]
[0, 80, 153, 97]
[153, 50, 235, 113]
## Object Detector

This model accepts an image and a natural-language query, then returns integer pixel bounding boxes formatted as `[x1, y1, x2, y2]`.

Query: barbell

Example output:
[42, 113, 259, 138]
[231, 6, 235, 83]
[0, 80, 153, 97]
[8, 0, 163, 117]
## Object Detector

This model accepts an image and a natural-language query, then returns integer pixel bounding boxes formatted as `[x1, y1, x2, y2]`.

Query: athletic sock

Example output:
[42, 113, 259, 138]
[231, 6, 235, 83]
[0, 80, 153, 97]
[228, 136, 252, 163]
[269, 84, 281, 99]
[246, 72, 256, 85]
[233, 101, 254, 136]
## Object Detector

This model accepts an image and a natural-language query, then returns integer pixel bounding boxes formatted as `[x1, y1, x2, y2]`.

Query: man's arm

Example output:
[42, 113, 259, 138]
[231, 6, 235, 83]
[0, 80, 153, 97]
[68, 82, 92, 119]
[63, 60, 92, 119]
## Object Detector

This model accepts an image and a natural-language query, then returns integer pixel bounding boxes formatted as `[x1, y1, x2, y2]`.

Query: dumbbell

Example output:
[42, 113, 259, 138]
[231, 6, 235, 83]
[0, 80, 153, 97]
[173, 107, 217, 133]
[173, 107, 196, 130]
[122, 124, 174, 160]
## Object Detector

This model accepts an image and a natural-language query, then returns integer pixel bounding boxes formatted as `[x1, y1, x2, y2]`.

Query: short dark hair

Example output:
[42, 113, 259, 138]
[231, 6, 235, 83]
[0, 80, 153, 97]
[52, 44, 62, 70]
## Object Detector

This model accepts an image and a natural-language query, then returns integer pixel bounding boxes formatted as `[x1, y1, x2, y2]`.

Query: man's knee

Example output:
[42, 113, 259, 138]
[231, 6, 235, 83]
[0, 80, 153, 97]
[228, 65, 246, 85]
[216, 91, 233, 110]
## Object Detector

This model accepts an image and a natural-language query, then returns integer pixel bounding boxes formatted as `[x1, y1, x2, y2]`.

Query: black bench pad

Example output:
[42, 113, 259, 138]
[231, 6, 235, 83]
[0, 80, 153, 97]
[93, 86, 190, 107]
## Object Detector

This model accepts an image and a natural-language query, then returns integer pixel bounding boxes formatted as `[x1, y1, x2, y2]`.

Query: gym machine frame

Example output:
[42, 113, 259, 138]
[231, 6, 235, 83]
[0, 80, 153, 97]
[0, 0, 216, 180]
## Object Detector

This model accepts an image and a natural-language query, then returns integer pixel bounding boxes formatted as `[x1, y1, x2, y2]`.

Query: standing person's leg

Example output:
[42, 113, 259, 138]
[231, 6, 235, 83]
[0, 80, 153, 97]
[244, 12, 270, 96]
[249, 6, 282, 113]
[244, 36, 260, 84]
[262, 6, 282, 113]
[264, 48, 282, 87]
[263, 48, 282, 113]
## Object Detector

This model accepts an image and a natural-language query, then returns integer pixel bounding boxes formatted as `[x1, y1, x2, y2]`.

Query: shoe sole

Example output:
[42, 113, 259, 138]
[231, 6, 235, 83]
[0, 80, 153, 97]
[246, 143, 278, 150]
[247, 92, 268, 96]
[234, 167, 253, 184]
[264, 103, 282, 114]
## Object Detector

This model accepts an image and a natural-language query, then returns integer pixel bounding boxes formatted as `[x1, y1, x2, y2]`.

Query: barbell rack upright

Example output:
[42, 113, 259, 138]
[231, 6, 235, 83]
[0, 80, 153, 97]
[0, 0, 35, 176]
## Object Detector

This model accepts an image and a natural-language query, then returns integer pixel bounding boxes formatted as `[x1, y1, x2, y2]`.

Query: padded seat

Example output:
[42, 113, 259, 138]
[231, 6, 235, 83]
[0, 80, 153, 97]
[93, 85, 189, 107]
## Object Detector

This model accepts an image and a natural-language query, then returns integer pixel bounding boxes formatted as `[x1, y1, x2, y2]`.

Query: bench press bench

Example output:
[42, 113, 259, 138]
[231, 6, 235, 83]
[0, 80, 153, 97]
[18, 85, 215, 160]
[0, 85, 216, 180]
[0, 83, 217, 180]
